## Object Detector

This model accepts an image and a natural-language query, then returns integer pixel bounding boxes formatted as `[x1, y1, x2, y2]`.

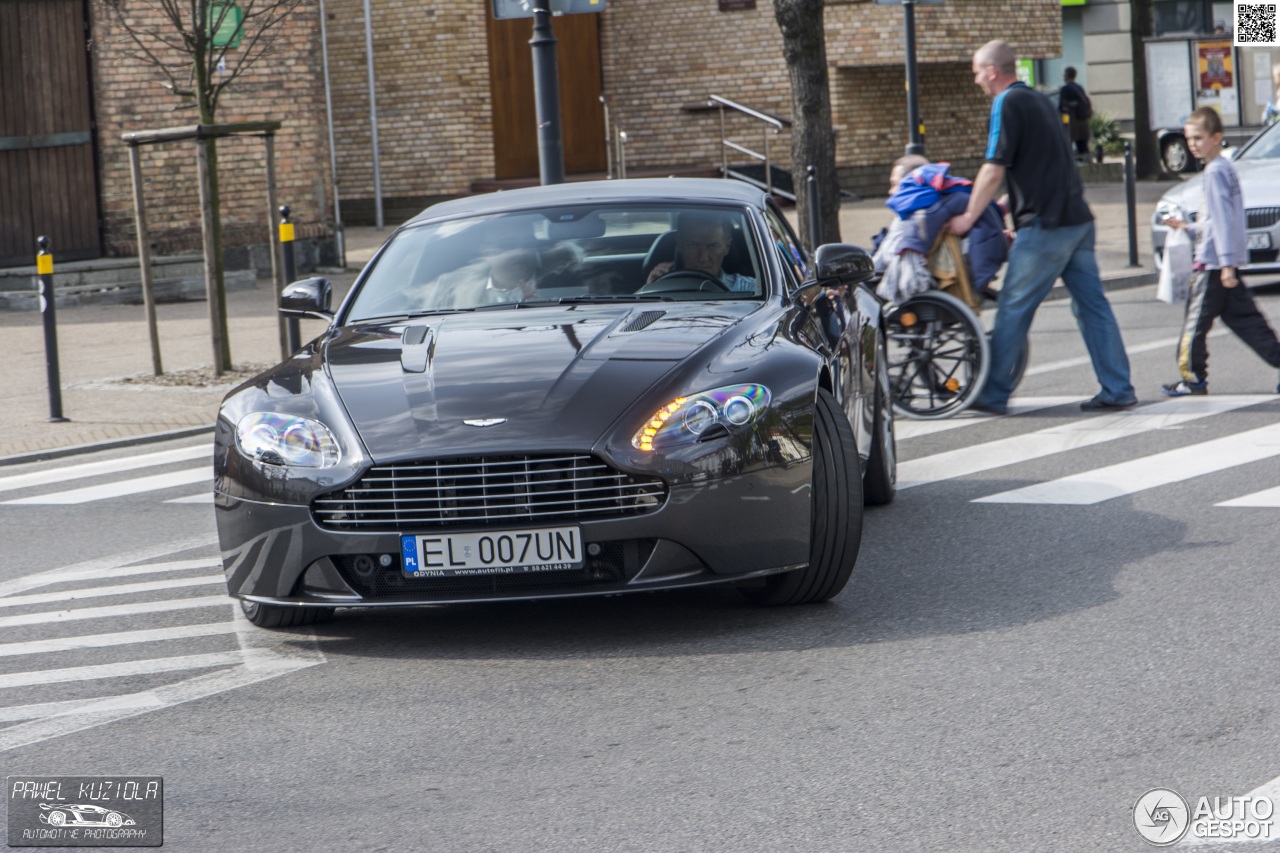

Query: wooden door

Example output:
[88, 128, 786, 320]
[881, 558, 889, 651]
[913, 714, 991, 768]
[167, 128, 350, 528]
[0, 0, 101, 267]
[486, 10, 606, 179]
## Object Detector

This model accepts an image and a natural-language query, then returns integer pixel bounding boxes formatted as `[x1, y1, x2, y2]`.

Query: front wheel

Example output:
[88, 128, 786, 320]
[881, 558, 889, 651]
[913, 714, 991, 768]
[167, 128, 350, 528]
[863, 332, 896, 506]
[743, 388, 863, 605]
[887, 290, 990, 420]
[240, 600, 335, 629]
[1162, 135, 1193, 174]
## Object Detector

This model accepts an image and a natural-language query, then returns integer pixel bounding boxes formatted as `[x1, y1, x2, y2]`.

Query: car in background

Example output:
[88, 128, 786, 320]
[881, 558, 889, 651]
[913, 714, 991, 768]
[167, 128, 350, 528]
[1157, 127, 1204, 174]
[213, 178, 897, 628]
[1151, 119, 1280, 279]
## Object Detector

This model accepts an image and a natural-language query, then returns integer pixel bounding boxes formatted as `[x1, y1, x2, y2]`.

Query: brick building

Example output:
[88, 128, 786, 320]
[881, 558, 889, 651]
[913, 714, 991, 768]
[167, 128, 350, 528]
[324, 0, 1061, 223]
[2, 0, 1062, 269]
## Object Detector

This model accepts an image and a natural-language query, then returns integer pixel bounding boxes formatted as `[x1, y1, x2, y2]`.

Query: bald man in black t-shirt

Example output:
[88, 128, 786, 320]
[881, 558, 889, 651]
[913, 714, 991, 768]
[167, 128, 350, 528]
[948, 40, 1135, 414]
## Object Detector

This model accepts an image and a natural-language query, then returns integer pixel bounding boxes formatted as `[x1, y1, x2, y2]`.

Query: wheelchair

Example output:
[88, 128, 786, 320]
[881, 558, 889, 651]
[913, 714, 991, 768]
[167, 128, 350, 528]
[882, 232, 1029, 420]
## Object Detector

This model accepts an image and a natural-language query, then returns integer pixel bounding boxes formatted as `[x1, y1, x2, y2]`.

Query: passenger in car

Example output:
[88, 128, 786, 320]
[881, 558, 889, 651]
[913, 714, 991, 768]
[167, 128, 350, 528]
[644, 211, 758, 293]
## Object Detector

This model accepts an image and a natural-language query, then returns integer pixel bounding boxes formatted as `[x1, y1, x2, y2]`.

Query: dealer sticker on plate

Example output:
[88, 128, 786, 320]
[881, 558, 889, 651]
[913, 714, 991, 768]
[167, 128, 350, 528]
[401, 527, 583, 577]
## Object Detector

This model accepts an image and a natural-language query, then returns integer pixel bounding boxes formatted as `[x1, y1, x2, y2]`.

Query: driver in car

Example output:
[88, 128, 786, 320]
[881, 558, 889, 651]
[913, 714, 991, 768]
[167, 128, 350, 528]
[645, 211, 758, 292]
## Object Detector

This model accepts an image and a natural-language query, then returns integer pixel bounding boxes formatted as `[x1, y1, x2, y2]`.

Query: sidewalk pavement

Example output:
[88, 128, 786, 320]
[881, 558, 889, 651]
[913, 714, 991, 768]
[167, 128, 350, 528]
[0, 180, 1176, 464]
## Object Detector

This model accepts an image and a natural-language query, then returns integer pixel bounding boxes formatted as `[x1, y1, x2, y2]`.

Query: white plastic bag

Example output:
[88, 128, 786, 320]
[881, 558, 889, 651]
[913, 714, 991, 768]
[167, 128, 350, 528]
[1156, 228, 1192, 304]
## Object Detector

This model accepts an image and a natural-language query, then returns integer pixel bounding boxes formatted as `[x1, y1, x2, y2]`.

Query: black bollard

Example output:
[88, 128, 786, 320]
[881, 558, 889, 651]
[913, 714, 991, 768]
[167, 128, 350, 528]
[1124, 142, 1139, 268]
[280, 205, 301, 353]
[36, 236, 69, 422]
[806, 165, 822, 252]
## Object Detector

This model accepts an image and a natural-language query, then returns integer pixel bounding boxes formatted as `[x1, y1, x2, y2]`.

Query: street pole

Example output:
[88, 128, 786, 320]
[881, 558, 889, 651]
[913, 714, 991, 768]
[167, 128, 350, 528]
[530, 0, 565, 186]
[903, 0, 925, 156]
[362, 0, 384, 229]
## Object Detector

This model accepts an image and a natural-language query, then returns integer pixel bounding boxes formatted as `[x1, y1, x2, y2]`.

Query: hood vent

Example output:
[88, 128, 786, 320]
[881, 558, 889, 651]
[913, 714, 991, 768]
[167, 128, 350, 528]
[621, 310, 666, 333]
[400, 325, 431, 373]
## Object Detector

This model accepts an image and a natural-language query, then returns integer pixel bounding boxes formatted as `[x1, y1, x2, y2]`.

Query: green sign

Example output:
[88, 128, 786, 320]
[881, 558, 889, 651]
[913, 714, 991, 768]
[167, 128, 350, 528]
[1062, 0, 1087, 5]
[209, 3, 243, 48]
[1016, 59, 1036, 87]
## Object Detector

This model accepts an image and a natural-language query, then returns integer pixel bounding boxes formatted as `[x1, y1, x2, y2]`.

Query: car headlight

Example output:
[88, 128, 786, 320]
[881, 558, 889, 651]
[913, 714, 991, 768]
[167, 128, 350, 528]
[1154, 199, 1187, 225]
[236, 412, 341, 468]
[632, 384, 771, 452]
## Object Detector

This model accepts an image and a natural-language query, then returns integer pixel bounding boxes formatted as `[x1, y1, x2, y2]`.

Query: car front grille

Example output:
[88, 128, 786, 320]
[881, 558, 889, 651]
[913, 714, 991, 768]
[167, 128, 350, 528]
[313, 454, 667, 531]
[1247, 207, 1280, 230]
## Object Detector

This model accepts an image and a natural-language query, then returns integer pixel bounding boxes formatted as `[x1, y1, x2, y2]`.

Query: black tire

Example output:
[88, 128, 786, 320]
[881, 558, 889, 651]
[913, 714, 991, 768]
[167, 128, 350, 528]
[744, 388, 863, 605]
[887, 290, 990, 420]
[240, 599, 335, 629]
[863, 333, 896, 506]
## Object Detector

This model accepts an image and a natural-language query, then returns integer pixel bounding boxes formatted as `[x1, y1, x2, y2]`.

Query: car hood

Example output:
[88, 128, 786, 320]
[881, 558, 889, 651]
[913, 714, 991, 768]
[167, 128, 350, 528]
[1159, 159, 1280, 212]
[324, 303, 756, 460]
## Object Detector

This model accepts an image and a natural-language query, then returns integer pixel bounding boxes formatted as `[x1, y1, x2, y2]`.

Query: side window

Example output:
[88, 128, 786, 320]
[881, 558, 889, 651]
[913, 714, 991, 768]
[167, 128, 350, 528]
[765, 207, 811, 287]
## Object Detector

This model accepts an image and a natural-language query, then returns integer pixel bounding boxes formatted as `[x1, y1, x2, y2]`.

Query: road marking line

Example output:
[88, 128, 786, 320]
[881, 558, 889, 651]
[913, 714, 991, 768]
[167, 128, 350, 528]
[1216, 485, 1280, 507]
[0, 535, 218, 598]
[1022, 330, 1229, 377]
[0, 444, 208, 493]
[3, 466, 210, 505]
[0, 622, 237, 658]
[0, 650, 246, 690]
[898, 396, 1271, 489]
[167, 493, 213, 504]
[0, 654, 321, 753]
[975, 422, 1280, 504]
[30, 558, 221, 588]
[895, 396, 1082, 440]
[0, 575, 224, 609]
[0, 596, 230, 629]
[0, 694, 167, 723]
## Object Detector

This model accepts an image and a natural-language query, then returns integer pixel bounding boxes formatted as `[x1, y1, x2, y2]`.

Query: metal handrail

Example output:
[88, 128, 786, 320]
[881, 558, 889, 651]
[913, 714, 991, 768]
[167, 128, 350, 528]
[600, 94, 628, 180]
[708, 95, 793, 200]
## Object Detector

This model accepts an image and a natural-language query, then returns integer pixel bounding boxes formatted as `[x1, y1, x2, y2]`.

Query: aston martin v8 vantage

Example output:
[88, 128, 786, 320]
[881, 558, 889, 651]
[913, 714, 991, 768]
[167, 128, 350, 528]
[214, 179, 896, 628]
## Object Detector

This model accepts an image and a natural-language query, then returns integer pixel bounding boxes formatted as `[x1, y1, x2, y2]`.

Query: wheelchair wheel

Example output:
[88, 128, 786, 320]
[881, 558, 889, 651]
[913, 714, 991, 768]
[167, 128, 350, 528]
[886, 290, 990, 419]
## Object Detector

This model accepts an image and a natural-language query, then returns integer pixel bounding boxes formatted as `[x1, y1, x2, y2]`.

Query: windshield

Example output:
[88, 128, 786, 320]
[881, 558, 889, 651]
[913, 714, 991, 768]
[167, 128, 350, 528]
[344, 203, 764, 322]
[1238, 121, 1280, 161]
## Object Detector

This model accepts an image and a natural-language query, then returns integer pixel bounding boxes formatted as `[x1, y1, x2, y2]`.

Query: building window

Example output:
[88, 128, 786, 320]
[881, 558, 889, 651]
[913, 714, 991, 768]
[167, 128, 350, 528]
[1154, 0, 1234, 37]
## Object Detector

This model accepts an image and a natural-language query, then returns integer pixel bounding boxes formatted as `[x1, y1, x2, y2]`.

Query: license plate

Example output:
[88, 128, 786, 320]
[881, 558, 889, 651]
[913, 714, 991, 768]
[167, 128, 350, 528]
[401, 526, 583, 577]
[1248, 232, 1272, 250]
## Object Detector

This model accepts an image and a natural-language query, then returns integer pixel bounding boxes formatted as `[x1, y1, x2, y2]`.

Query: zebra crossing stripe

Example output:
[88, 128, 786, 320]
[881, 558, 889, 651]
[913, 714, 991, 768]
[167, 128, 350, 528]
[0, 596, 230, 629]
[0, 694, 167, 723]
[2, 467, 210, 505]
[895, 396, 1081, 440]
[1216, 486, 1280, 507]
[0, 575, 225, 610]
[0, 444, 208, 494]
[974, 422, 1280, 504]
[0, 650, 246, 690]
[898, 395, 1271, 490]
[0, 622, 238, 658]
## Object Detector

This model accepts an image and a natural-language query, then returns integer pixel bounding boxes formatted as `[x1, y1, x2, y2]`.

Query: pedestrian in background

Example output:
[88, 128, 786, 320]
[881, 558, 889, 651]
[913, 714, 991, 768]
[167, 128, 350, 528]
[949, 40, 1136, 414]
[1058, 67, 1092, 162]
[1159, 107, 1280, 396]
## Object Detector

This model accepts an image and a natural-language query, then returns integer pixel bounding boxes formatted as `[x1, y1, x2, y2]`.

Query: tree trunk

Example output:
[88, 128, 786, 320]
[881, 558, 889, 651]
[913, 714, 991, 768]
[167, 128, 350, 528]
[193, 25, 232, 373]
[1129, 0, 1160, 178]
[773, 0, 841, 249]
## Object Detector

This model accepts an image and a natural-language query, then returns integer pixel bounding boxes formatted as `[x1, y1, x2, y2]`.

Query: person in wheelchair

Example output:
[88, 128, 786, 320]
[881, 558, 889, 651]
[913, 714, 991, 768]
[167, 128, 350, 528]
[872, 157, 1007, 304]
[644, 211, 758, 293]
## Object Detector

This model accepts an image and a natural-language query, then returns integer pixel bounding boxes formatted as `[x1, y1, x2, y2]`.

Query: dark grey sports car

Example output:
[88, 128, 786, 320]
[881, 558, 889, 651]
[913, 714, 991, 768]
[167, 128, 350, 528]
[214, 178, 896, 628]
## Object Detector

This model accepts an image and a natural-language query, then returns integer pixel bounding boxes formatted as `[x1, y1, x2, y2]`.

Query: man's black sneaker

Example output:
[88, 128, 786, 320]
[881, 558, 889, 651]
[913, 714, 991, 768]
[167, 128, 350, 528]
[1080, 395, 1138, 411]
[1160, 380, 1207, 397]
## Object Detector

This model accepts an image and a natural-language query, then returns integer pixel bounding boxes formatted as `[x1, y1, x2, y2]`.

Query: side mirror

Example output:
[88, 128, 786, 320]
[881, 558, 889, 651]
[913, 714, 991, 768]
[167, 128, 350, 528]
[280, 277, 333, 321]
[813, 243, 875, 285]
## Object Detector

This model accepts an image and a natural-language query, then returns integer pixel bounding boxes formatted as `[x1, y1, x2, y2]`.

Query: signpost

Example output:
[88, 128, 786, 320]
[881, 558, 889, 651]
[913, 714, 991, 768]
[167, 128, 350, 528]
[492, 0, 605, 184]
[874, 0, 945, 156]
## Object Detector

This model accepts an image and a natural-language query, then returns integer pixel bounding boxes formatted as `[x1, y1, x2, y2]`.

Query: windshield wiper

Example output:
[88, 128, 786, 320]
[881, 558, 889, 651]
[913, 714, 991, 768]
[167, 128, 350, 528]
[555, 294, 672, 304]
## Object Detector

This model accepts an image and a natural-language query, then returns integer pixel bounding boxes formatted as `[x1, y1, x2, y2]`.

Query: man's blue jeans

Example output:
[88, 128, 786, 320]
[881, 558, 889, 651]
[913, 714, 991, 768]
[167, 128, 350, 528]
[979, 219, 1135, 408]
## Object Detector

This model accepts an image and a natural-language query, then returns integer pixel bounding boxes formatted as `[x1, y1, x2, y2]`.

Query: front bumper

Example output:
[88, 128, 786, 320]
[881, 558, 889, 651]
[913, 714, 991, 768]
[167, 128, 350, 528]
[215, 462, 812, 606]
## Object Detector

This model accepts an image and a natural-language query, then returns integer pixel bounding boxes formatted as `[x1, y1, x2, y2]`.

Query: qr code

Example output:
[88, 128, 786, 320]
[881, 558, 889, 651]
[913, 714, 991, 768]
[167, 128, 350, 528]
[1235, 2, 1278, 45]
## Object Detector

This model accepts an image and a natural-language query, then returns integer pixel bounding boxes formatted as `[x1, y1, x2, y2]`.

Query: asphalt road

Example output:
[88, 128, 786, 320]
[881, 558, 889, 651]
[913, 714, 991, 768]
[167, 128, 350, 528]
[2, 283, 1280, 852]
